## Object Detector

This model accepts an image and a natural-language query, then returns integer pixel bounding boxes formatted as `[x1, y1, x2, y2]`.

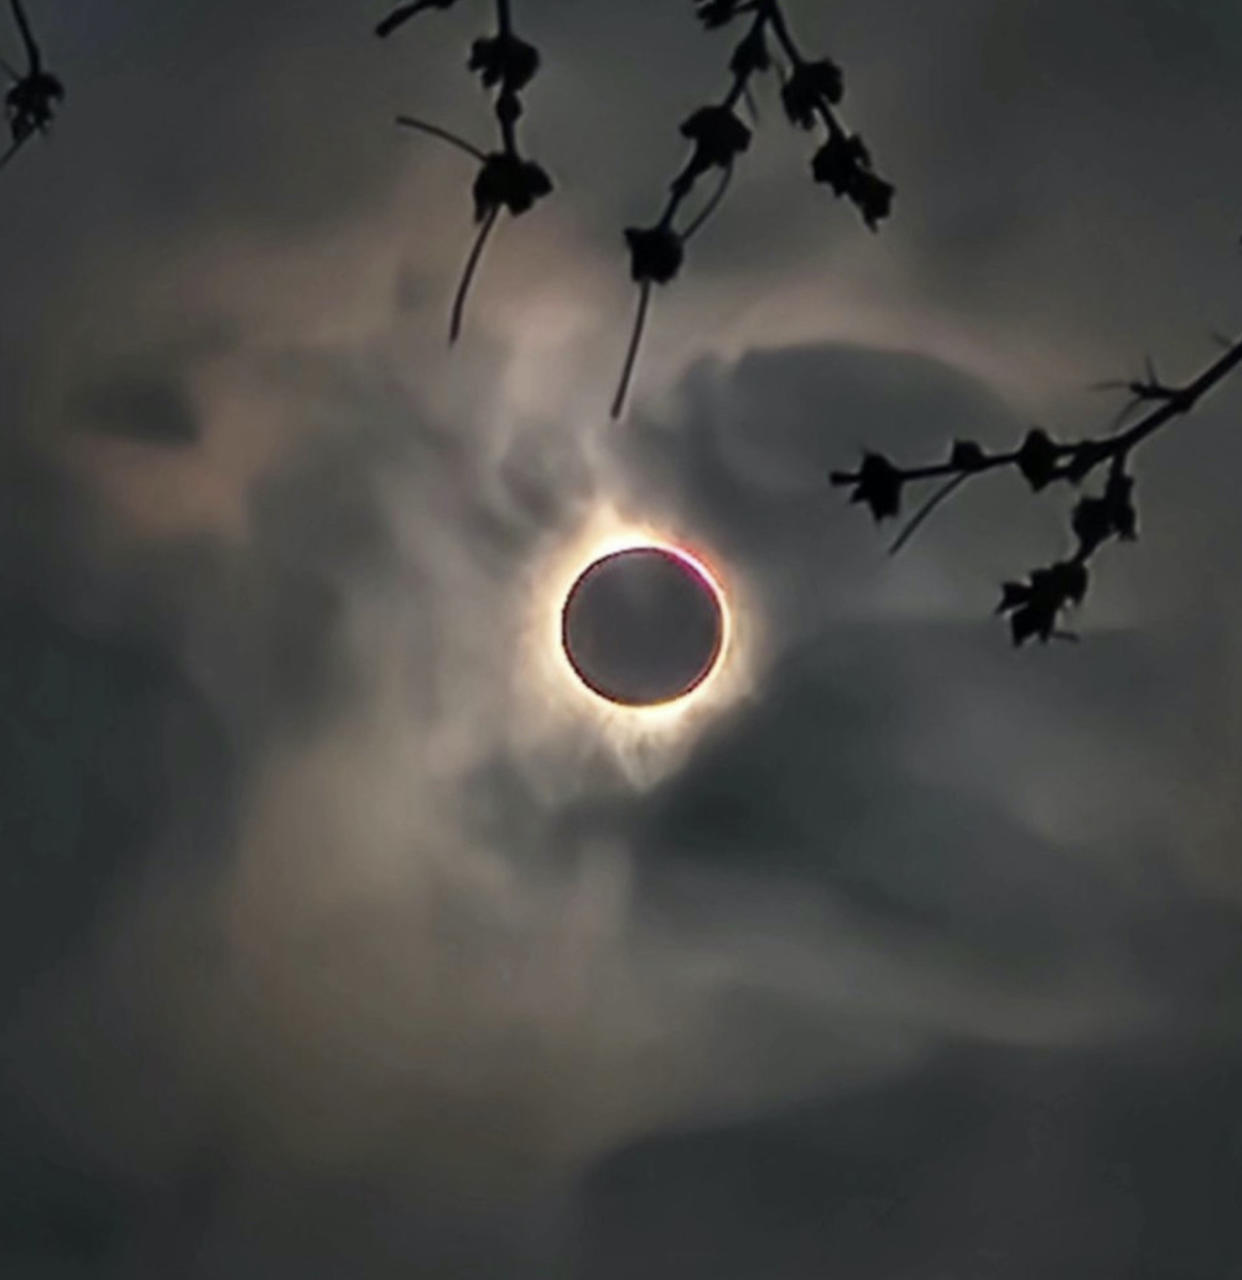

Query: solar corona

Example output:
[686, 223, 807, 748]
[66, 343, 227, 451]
[560, 542, 728, 710]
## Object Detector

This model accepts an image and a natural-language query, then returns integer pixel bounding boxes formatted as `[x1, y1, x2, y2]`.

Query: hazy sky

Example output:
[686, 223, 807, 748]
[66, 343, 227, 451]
[3, 1, 1242, 1276]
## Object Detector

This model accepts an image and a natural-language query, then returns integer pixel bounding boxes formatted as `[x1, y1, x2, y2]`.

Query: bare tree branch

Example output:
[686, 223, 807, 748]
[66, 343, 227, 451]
[611, 0, 892, 418]
[832, 332, 1242, 644]
[378, 0, 552, 342]
[450, 204, 500, 344]
[395, 116, 488, 162]
[10, 0, 40, 71]
[2, 0, 63, 177]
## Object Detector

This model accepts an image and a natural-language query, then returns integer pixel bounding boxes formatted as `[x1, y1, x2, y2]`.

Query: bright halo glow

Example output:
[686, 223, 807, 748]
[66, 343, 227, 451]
[516, 507, 756, 780]
[560, 542, 728, 710]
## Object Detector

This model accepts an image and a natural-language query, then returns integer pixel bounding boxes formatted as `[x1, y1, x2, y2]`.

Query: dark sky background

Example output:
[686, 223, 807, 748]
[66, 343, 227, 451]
[3, 1, 1242, 1276]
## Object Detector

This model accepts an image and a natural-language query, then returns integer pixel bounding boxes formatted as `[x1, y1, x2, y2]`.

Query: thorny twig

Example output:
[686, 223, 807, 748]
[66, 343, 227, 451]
[2, 0, 64, 174]
[377, 0, 552, 342]
[612, 0, 893, 418]
[831, 333, 1242, 645]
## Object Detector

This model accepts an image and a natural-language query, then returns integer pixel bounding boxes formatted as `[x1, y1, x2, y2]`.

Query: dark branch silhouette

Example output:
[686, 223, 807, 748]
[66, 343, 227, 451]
[611, 0, 893, 418]
[2, 0, 63, 173]
[1090, 355, 1182, 430]
[395, 115, 487, 162]
[612, 281, 654, 421]
[831, 331, 1242, 645]
[377, 0, 552, 344]
[376, 2, 890, 412]
[886, 472, 967, 557]
[681, 159, 735, 242]
[450, 203, 500, 342]
[375, 0, 457, 40]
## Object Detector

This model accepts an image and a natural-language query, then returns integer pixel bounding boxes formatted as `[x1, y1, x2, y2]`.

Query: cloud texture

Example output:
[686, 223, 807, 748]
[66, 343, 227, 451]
[2, 0, 1242, 1275]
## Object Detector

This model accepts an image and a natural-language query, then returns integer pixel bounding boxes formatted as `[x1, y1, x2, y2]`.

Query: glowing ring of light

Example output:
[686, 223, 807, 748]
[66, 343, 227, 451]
[558, 541, 730, 711]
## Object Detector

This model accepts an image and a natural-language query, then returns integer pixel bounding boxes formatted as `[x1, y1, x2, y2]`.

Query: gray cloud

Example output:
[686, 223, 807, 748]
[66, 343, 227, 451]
[576, 1035, 1242, 1280]
[71, 373, 200, 446]
[2, 0, 1242, 1275]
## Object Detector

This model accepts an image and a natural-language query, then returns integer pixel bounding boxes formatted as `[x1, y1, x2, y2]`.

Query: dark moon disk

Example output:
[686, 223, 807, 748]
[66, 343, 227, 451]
[561, 546, 725, 707]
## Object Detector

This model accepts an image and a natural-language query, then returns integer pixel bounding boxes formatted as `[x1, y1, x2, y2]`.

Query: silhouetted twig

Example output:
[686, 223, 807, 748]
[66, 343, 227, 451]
[450, 203, 500, 342]
[831, 331, 1242, 644]
[378, 0, 552, 344]
[611, 0, 893, 418]
[1090, 355, 1179, 429]
[395, 115, 487, 161]
[376, 0, 458, 40]
[886, 472, 967, 556]
[2, 0, 63, 174]
[612, 281, 653, 420]
[680, 159, 735, 241]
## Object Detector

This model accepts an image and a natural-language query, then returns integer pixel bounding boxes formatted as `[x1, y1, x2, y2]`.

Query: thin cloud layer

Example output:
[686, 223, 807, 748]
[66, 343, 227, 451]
[2, 0, 1241, 1275]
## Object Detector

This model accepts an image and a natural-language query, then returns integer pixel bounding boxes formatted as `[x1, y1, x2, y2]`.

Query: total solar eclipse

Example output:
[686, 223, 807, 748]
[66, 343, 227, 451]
[561, 544, 726, 708]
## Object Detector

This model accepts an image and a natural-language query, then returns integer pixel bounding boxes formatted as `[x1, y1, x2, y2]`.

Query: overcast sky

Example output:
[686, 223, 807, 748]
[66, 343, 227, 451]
[3, 1, 1242, 1276]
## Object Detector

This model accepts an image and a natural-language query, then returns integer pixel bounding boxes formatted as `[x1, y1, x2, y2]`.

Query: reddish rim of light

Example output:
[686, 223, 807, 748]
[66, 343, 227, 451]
[560, 544, 727, 709]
